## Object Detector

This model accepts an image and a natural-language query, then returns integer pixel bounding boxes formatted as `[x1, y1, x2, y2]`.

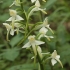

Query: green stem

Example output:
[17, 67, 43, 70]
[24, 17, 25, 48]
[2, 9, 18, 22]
[24, 19, 29, 37]
[49, 61, 53, 70]
[20, 0, 23, 10]
[17, 24, 36, 46]
[37, 51, 44, 70]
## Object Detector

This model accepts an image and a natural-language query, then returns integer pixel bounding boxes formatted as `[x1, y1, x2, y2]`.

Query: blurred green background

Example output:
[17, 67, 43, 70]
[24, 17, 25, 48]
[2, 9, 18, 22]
[0, 0, 70, 70]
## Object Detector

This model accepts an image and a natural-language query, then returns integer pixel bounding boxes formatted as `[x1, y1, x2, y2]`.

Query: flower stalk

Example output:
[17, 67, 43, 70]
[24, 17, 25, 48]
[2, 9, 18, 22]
[37, 50, 44, 70]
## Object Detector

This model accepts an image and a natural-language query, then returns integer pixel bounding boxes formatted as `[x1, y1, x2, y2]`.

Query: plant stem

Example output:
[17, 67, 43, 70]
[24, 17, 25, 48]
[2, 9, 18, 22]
[17, 24, 36, 46]
[37, 52, 44, 70]
[20, 0, 23, 10]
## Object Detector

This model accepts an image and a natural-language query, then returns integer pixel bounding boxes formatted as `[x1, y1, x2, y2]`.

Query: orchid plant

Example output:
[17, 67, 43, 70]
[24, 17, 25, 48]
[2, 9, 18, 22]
[3, 0, 63, 70]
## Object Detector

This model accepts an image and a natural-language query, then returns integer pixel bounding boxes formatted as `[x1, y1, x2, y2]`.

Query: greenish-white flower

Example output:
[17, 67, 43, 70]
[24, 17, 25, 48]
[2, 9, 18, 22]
[42, 17, 54, 34]
[28, 7, 47, 18]
[39, 27, 54, 41]
[6, 9, 24, 22]
[3, 23, 13, 35]
[51, 50, 63, 68]
[3, 23, 14, 41]
[22, 35, 45, 55]
[3, 23, 21, 36]
[10, 0, 20, 7]
[3, 23, 11, 31]
[28, 0, 47, 18]
[35, 17, 54, 34]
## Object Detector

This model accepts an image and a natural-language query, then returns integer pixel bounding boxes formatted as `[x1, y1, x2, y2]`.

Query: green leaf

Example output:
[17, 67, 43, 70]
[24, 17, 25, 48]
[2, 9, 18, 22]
[7, 64, 38, 70]
[57, 43, 70, 65]
[45, 0, 57, 10]
[10, 33, 23, 47]
[57, 24, 66, 45]
[2, 48, 20, 61]
[0, 44, 5, 48]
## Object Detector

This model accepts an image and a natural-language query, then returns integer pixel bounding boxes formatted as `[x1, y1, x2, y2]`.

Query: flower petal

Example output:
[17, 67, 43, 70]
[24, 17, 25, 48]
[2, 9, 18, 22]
[16, 15, 24, 21]
[39, 27, 48, 34]
[44, 35, 51, 41]
[3, 23, 11, 31]
[35, 0, 40, 7]
[22, 42, 31, 48]
[51, 50, 57, 58]
[6, 17, 12, 21]
[46, 25, 54, 34]
[35, 40, 45, 45]
[9, 9, 17, 17]
[51, 58, 57, 66]
[56, 55, 60, 59]
[38, 8, 47, 14]
[45, 35, 54, 40]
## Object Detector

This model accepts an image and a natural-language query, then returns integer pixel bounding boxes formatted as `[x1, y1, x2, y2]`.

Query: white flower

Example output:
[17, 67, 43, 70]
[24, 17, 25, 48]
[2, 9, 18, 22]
[39, 27, 54, 41]
[22, 35, 45, 55]
[42, 17, 54, 34]
[3, 23, 21, 36]
[35, 17, 54, 34]
[28, 0, 47, 18]
[3, 23, 14, 40]
[51, 50, 63, 68]
[3, 23, 14, 36]
[28, 7, 47, 18]
[6, 9, 24, 22]
[3, 23, 11, 31]
[10, 0, 20, 7]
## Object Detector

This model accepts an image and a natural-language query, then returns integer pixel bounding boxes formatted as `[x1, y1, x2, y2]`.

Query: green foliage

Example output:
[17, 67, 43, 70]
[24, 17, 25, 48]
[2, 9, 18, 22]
[10, 33, 23, 47]
[7, 64, 38, 70]
[0, 0, 70, 70]
[2, 47, 20, 61]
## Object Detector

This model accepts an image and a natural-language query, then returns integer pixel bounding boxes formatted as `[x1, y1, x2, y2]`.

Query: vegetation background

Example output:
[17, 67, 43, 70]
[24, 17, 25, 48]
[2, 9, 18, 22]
[0, 0, 70, 70]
